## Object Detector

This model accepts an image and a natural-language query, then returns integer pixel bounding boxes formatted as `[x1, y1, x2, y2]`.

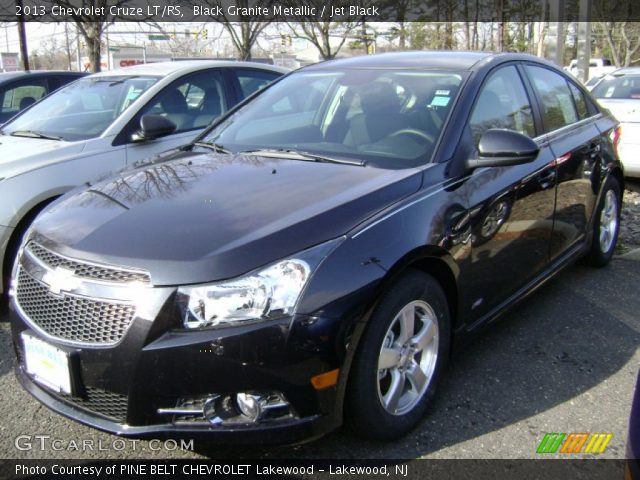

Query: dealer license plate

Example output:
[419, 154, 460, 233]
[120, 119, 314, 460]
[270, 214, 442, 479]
[21, 332, 72, 395]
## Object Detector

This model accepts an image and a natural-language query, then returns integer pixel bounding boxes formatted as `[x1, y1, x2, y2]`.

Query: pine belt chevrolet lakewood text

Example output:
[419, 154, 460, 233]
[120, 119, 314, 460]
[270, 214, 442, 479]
[9, 52, 623, 444]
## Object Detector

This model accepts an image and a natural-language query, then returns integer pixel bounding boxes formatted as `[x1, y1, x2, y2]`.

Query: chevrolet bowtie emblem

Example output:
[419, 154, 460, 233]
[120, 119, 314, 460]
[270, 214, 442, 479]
[42, 266, 80, 295]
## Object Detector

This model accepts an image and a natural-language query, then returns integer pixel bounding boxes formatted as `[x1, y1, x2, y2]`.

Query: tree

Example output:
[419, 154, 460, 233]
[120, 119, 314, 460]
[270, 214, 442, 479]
[288, 21, 359, 60]
[187, 0, 274, 60]
[595, 22, 640, 67]
[282, 0, 361, 60]
[47, 0, 130, 72]
[378, 0, 428, 50]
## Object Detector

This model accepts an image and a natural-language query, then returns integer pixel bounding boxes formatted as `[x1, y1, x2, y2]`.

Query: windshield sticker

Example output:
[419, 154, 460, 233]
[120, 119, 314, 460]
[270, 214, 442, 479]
[605, 86, 615, 98]
[431, 96, 450, 107]
[126, 88, 143, 101]
[435, 90, 450, 96]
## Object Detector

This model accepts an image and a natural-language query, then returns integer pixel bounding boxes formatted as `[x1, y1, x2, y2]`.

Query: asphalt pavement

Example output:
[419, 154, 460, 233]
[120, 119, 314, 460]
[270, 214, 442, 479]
[0, 255, 639, 460]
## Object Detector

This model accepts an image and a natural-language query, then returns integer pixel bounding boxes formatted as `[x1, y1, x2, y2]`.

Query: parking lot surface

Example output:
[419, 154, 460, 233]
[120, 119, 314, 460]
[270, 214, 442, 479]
[0, 255, 638, 460]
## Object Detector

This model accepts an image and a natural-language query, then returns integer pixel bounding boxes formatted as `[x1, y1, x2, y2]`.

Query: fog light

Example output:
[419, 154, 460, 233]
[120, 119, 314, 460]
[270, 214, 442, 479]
[235, 393, 262, 421]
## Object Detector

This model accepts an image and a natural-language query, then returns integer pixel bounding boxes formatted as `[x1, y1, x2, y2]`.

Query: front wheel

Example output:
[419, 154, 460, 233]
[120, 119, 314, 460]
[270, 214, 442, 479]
[585, 176, 621, 267]
[346, 270, 450, 440]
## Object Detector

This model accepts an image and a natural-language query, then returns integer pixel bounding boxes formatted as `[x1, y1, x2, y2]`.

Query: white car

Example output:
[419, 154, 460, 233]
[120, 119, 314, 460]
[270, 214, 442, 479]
[0, 60, 287, 296]
[567, 58, 616, 83]
[592, 67, 640, 177]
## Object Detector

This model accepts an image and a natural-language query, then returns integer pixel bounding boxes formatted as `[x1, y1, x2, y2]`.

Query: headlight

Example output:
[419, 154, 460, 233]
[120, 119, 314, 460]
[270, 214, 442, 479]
[176, 238, 342, 329]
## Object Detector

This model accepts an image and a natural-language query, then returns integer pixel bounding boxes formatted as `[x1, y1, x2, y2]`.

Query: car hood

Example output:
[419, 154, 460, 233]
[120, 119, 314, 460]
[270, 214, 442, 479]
[0, 134, 85, 178]
[32, 150, 422, 285]
[598, 99, 640, 123]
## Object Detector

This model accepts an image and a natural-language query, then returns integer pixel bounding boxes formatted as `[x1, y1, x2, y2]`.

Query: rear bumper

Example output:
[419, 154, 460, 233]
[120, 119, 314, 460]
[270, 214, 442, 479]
[619, 125, 640, 177]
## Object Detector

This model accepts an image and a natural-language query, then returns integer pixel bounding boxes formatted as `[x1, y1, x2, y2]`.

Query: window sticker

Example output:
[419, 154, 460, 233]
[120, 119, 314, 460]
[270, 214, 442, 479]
[435, 89, 450, 95]
[431, 95, 450, 107]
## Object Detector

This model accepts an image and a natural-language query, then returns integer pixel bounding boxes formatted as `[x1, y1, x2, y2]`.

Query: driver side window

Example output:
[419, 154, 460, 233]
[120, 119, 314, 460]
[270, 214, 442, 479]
[469, 65, 535, 146]
[139, 70, 227, 135]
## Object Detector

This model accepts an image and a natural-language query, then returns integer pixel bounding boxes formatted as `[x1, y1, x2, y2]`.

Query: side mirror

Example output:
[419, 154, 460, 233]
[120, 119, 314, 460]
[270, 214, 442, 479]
[131, 114, 177, 142]
[466, 129, 539, 170]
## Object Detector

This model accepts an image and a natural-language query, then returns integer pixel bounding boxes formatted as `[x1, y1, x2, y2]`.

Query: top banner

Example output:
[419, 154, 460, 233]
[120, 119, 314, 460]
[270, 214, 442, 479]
[2, 0, 640, 23]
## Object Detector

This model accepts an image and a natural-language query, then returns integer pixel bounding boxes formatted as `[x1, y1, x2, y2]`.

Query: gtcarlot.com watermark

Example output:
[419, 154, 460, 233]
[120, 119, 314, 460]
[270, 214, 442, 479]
[14, 435, 194, 452]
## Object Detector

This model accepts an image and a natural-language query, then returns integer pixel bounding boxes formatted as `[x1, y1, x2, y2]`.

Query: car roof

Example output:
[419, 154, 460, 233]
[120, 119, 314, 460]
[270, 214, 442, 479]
[90, 60, 289, 78]
[0, 70, 86, 84]
[610, 67, 640, 75]
[302, 51, 553, 72]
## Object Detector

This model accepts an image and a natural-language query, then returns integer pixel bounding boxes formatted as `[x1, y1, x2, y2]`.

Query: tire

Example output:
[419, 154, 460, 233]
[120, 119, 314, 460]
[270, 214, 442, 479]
[585, 176, 621, 267]
[346, 270, 451, 440]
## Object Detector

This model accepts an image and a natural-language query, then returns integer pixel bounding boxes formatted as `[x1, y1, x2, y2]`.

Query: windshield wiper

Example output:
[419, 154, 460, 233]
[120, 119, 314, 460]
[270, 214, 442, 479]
[192, 141, 232, 154]
[240, 148, 365, 166]
[9, 130, 62, 141]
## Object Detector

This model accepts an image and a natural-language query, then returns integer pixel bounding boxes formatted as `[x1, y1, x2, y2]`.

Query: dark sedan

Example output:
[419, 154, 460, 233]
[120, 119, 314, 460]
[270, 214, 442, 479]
[0, 70, 85, 123]
[9, 52, 623, 444]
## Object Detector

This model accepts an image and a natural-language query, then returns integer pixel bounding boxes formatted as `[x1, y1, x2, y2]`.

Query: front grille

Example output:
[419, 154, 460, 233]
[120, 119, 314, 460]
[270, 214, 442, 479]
[27, 242, 151, 284]
[15, 269, 136, 344]
[55, 387, 128, 422]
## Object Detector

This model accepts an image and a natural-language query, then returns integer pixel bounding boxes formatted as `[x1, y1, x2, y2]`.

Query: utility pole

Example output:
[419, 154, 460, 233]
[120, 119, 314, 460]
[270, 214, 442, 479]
[76, 27, 82, 71]
[576, 0, 592, 82]
[547, 0, 565, 67]
[16, 0, 29, 70]
[64, 23, 72, 71]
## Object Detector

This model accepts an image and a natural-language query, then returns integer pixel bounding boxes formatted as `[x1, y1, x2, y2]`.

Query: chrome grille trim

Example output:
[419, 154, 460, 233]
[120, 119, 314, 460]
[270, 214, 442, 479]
[26, 242, 151, 285]
[14, 268, 136, 346]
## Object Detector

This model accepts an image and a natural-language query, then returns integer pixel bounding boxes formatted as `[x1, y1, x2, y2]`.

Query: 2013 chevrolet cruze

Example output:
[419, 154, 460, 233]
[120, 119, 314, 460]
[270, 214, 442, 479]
[9, 52, 623, 444]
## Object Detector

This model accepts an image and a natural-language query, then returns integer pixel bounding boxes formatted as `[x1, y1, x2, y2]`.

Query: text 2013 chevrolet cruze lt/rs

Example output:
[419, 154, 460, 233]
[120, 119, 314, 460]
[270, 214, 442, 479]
[9, 52, 623, 444]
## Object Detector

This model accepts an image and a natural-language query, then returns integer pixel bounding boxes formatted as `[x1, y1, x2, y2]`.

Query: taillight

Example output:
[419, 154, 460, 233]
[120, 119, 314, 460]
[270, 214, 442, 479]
[611, 126, 622, 157]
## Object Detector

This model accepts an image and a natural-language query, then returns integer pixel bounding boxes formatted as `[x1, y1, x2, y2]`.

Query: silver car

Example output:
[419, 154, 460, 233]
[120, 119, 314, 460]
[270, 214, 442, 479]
[591, 67, 640, 177]
[0, 61, 287, 298]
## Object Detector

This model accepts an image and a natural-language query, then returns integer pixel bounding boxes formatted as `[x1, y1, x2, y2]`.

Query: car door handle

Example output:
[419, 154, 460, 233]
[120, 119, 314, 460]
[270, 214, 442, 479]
[537, 170, 556, 190]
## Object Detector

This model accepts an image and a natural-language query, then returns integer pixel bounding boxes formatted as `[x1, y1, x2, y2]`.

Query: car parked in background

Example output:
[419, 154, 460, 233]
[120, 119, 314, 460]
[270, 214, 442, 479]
[0, 60, 287, 298]
[8, 52, 623, 444]
[584, 73, 605, 91]
[566, 58, 616, 83]
[0, 70, 86, 124]
[592, 68, 640, 177]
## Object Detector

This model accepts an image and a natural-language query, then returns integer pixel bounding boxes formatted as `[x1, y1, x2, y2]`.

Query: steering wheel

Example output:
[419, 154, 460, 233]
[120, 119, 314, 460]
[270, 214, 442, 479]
[388, 128, 435, 144]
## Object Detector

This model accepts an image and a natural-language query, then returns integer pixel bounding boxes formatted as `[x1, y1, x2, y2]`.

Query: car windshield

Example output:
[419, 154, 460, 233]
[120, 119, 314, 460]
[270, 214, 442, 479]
[592, 73, 640, 99]
[1, 75, 159, 141]
[201, 69, 464, 168]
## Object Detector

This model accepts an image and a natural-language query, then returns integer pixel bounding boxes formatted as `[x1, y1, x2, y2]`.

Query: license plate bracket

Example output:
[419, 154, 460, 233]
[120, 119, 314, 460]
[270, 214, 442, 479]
[21, 332, 81, 396]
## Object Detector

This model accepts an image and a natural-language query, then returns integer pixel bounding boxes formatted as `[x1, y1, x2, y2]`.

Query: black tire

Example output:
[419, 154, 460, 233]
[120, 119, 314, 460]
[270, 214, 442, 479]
[585, 176, 621, 267]
[345, 270, 450, 440]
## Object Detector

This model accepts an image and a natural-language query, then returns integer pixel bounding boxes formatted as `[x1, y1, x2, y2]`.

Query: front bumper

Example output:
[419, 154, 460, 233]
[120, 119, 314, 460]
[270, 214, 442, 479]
[10, 303, 346, 445]
[0, 224, 14, 294]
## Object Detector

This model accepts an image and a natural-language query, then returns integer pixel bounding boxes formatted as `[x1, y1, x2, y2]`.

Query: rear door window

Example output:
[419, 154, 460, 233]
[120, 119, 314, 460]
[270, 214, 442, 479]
[568, 82, 589, 119]
[525, 65, 580, 132]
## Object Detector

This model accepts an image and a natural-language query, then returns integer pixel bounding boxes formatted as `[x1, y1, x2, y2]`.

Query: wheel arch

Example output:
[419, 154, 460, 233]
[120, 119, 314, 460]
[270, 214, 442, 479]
[377, 245, 461, 334]
[2, 195, 61, 286]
